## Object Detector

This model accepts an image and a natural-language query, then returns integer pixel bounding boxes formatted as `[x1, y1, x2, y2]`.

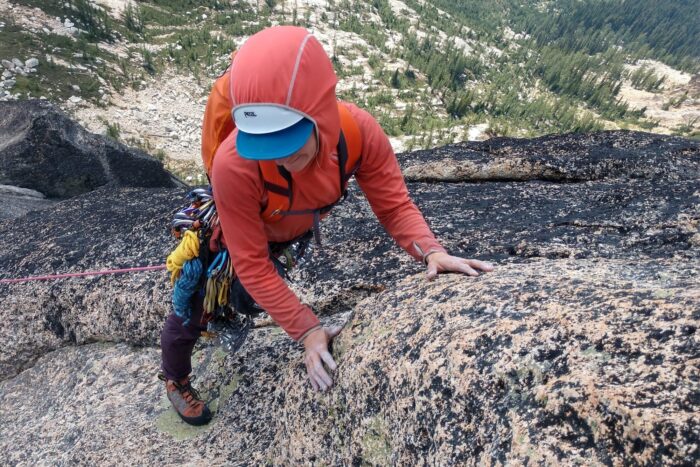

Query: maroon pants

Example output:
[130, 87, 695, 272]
[160, 295, 208, 381]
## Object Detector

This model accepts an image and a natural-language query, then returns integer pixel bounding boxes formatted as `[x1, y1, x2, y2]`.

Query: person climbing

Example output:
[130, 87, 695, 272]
[159, 26, 494, 426]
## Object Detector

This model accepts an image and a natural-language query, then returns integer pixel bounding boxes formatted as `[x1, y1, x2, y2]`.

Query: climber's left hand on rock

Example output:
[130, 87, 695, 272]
[425, 252, 494, 280]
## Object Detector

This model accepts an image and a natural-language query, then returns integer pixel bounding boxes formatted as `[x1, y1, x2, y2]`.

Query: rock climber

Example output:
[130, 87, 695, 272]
[159, 26, 494, 426]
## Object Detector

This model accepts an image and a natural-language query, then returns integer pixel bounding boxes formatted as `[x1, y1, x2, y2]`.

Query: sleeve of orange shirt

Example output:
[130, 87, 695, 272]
[346, 103, 447, 262]
[211, 132, 321, 342]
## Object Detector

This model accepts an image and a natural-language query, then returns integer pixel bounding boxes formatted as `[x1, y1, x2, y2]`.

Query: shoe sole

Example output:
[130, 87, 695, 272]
[174, 408, 213, 426]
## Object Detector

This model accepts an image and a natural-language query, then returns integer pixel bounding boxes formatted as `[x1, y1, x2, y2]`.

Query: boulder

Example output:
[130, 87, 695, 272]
[0, 100, 184, 201]
[0, 184, 55, 220]
[0, 130, 698, 464]
[401, 131, 700, 182]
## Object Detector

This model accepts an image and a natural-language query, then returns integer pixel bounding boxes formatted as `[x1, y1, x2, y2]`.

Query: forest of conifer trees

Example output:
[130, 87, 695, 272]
[344, 0, 699, 144]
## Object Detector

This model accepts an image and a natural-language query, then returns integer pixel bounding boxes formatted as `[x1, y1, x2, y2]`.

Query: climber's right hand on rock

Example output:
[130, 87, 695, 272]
[302, 325, 342, 392]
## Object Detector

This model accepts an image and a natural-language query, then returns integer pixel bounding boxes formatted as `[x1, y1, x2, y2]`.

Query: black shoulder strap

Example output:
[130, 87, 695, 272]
[337, 130, 349, 195]
[259, 165, 294, 214]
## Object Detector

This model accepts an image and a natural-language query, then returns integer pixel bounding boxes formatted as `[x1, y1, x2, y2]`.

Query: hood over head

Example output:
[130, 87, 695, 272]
[229, 26, 339, 161]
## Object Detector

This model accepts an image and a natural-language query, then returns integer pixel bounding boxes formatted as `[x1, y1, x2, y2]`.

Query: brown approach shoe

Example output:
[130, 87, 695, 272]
[159, 374, 213, 426]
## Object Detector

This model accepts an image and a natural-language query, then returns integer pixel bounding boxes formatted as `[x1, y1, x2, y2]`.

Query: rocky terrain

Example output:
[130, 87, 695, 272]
[620, 60, 700, 135]
[0, 102, 698, 465]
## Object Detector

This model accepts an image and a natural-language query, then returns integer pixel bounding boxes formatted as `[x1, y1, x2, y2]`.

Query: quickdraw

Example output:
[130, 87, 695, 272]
[171, 187, 218, 237]
[169, 186, 233, 325]
[203, 249, 234, 316]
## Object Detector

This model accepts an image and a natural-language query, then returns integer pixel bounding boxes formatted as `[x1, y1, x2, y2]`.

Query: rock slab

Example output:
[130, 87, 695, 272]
[0, 130, 698, 465]
[0, 100, 183, 201]
[1, 261, 697, 465]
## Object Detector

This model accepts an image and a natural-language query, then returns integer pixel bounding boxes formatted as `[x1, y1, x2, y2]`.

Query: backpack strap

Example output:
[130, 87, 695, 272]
[259, 163, 293, 221]
[337, 102, 362, 186]
[201, 67, 236, 177]
[260, 102, 362, 225]
[279, 133, 349, 245]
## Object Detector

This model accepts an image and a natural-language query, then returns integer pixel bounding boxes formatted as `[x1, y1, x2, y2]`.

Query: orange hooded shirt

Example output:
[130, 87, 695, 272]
[210, 26, 446, 341]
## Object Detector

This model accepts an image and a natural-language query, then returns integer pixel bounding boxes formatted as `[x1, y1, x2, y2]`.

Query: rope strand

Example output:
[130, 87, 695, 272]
[0, 265, 167, 284]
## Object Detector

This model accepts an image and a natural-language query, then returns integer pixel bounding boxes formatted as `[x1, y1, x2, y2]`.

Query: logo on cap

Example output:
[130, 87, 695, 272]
[233, 105, 306, 135]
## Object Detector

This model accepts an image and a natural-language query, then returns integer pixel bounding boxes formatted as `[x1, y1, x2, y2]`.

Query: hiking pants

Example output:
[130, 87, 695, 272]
[160, 293, 209, 381]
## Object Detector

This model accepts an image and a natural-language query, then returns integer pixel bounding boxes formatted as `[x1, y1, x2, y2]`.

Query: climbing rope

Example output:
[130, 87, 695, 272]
[172, 258, 203, 326]
[0, 265, 167, 284]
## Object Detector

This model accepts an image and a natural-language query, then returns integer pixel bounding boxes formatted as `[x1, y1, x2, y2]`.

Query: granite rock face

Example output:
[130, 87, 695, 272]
[1, 261, 697, 465]
[0, 130, 698, 465]
[401, 131, 700, 183]
[0, 184, 55, 220]
[316, 261, 699, 465]
[0, 100, 183, 203]
[0, 186, 182, 379]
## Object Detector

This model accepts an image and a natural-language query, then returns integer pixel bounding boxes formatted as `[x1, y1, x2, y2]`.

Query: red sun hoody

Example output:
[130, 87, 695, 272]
[209, 26, 445, 341]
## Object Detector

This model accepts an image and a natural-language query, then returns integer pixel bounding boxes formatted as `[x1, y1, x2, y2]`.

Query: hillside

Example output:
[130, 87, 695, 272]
[0, 0, 698, 182]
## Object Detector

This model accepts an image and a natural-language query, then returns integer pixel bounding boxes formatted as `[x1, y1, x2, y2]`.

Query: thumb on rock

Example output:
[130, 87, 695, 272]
[327, 325, 343, 338]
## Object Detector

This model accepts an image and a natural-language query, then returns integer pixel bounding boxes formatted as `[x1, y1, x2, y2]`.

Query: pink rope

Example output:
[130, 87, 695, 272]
[0, 264, 167, 284]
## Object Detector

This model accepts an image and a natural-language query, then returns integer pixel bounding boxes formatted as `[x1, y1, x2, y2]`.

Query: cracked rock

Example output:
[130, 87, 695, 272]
[0, 100, 184, 202]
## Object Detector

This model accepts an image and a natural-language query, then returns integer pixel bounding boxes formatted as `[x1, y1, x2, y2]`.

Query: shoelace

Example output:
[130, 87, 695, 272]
[175, 381, 201, 405]
[174, 378, 202, 406]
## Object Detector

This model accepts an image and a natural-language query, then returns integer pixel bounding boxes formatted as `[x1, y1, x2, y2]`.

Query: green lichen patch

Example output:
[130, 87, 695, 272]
[653, 288, 676, 299]
[155, 341, 242, 439]
[208, 373, 241, 414]
[155, 399, 214, 440]
[154, 369, 240, 439]
[582, 345, 612, 364]
[360, 416, 392, 466]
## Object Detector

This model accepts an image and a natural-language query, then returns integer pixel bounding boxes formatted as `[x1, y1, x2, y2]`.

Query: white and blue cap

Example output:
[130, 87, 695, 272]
[233, 105, 314, 160]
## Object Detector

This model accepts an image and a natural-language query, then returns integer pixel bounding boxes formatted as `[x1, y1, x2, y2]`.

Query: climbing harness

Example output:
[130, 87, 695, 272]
[168, 186, 232, 328]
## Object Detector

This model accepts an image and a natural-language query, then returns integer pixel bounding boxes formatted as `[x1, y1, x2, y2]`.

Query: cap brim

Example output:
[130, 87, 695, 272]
[237, 117, 314, 160]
